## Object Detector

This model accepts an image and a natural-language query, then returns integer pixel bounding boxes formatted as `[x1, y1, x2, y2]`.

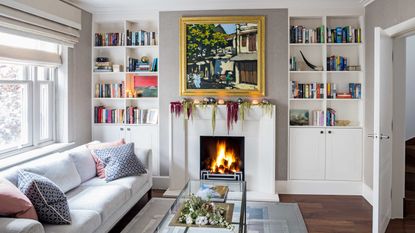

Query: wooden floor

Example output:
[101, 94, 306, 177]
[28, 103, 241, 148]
[112, 190, 415, 233]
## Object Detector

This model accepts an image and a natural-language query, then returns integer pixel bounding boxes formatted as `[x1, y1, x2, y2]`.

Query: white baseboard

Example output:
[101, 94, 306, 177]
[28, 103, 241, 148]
[152, 176, 170, 189]
[276, 180, 363, 195]
[362, 182, 373, 205]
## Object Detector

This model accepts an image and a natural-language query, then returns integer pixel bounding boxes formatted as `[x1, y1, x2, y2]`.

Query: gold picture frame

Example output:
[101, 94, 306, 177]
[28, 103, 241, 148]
[180, 16, 265, 96]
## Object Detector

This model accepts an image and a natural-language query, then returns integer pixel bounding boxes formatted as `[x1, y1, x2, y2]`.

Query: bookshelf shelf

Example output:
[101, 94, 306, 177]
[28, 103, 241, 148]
[326, 43, 362, 46]
[326, 71, 362, 74]
[289, 98, 324, 101]
[289, 43, 324, 46]
[289, 71, 324, 74]
[93, 72, 125, 75]
[126, 45, 158, 49]
[94, 46, 124, 49]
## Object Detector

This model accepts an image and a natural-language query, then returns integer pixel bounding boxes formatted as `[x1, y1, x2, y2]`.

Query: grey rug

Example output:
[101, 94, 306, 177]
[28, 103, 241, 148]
[122, 198, 308, 233]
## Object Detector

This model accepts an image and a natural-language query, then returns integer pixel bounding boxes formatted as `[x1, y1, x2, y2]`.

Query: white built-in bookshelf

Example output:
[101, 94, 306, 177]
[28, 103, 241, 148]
[288, 15, 365, 129]
[91, 19, 160, 175]
[288, 15, 365, 185]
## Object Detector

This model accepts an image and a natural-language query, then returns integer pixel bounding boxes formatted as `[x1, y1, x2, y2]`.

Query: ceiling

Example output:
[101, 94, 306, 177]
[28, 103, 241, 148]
[67, 0, 372, 14]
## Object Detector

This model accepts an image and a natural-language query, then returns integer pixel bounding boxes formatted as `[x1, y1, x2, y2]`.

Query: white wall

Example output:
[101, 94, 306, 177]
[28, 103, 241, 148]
[406, 35, 415, 140]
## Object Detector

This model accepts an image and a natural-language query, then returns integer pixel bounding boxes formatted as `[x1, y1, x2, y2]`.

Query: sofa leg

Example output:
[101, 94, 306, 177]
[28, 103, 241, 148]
[147, 190, 152, 200]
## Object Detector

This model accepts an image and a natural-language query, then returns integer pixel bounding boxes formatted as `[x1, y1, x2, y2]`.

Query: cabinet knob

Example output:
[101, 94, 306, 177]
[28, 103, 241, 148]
[127, 128, 131, 131]
[328, 130, 332, 134]
[320, 130, 324, 134]
[120, 128, 124, 131]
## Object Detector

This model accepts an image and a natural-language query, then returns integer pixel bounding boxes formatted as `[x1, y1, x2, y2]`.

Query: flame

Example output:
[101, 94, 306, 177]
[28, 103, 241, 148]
[209, 140, 240, 174]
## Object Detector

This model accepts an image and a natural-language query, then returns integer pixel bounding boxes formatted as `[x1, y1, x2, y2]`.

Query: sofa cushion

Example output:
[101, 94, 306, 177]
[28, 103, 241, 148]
[81, 172, 149, 195]
[66, 144, 97, 183]
[18, 171, 71, 225]
[0, 217, 44, 233]
[66, 185, 130, 221]
[43, 210, 101, 233]
[86, 139, 125, 178]
[0, 178, 38, 220]
[94, 143, 147, 182]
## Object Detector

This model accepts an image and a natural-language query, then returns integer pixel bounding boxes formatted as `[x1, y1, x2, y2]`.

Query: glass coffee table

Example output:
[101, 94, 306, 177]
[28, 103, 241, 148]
[155, 180, 247, 233]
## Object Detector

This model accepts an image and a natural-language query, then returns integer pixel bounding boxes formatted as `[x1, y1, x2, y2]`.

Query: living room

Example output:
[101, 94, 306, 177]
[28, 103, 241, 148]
[0, 0, 415, 232]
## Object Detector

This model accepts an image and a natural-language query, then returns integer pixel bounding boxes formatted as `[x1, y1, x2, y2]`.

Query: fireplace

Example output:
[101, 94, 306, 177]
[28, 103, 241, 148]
[200, 136, 244, 181]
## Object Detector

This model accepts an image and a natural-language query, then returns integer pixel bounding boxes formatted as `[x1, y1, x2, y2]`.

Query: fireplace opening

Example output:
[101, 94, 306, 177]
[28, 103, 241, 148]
[200, 136, 244, 181]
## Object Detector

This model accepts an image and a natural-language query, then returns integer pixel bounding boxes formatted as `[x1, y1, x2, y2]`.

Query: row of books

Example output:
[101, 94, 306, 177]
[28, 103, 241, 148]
[348, 83, 362, 99]
[291, 81, 325, 99]
[94, 107, 124, 124]
[127, 57, 158, 72]
[326, 83, 362, 99]
[95, 82, 125, 98]
[327, 27, 362, 43]
[326, 108, 336, 126]
[290, 25, 325, 44]
[126, 30, 157, 46]
[327, 56, 348, 71]
[95, 33, 125, 47]
[125, 107, 158, 124]
[326, 83, 337, 99]
[312, 110, 325, 126]
[289, 56, 298, 71]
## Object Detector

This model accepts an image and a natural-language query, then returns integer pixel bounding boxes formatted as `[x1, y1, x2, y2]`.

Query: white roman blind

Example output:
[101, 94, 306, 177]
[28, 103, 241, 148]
[0, 0, 82, 47]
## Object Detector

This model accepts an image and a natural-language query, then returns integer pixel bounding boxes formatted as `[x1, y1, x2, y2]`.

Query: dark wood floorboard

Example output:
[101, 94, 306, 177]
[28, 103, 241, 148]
[112, 190, 415, 233]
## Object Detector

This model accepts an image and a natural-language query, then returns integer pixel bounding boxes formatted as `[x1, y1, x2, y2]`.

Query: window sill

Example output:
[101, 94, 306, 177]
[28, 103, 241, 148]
[0, 142, 74, 171]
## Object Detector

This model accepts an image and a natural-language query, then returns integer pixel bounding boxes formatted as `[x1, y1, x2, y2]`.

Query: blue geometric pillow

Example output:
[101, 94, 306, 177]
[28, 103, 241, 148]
[17, 170, 71, 224]
[93, 143, 147, 182]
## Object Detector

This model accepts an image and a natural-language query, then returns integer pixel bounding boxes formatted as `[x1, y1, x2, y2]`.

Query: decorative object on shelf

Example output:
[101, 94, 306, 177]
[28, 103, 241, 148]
[299, 51, 323, 71]
[169, 194, 234, 230]
[290, 109, 309, 126]
[170, 99, 272, 133]
[94, 57, 113, 72]
[193, 99, 201, 104]
[335, 120, 351, 127]
[217, 99, 225, 105]
[133, 75, 158, 97]
[226, 102, 239, 134]
[347, 65, 361, 71]
[141, 56, 150, 63]
[180, 16, 265, 96]
[251, 99, 259, 105]
[112, 64, 121, 73]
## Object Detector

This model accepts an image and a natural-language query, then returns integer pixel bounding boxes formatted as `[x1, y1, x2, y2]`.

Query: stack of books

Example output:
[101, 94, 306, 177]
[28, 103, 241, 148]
[94, 32, 125, 46]
[349, 83, 362, 99]
[291, 81, 324, 99]
[126, 30, 157, 46]
[327, 56, 348, 71]
[327, 26, 362, 43]
[290, 25, 325, 43]
[94, 82, 125, 98]
[94, 57, 113, 72]
[326, 108, 336, 126]
[94, 106, 124, 124]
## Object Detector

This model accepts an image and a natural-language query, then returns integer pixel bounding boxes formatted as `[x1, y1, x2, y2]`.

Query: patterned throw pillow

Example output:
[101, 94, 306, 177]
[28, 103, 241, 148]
[17, 170, 71, 225]
[93, 143, 147, 182]
[86, 139, 125, 178]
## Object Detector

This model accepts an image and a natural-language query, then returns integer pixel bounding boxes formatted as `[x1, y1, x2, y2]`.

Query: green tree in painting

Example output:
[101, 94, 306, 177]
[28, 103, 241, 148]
[186, 24, 228, 62]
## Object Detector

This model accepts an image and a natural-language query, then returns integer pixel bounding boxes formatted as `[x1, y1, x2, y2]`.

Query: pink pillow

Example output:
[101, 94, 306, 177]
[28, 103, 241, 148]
[87, 139, 125, 178]
[0, 178, 38, 220]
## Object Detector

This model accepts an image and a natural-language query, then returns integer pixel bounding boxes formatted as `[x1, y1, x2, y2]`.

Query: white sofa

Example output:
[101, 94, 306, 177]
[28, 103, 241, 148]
[0, 142, 153, 233]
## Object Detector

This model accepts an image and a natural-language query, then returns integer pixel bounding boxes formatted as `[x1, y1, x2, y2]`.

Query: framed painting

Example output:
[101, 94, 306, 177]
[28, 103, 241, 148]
[179, 16, 265, 96]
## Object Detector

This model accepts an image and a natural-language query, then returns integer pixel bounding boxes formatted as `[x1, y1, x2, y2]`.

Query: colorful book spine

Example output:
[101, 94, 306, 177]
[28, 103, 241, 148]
[291, 81, 324, 99]
[94, 33, 125, 46]
[290, 25, 325, 44]
[94, 106, 124, 124]
[95, 82, 125, 98]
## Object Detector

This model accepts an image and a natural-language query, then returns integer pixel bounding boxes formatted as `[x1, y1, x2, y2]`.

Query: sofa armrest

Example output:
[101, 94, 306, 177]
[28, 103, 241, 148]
[0, 217, 44, 233]
[135, 148, 152, 176]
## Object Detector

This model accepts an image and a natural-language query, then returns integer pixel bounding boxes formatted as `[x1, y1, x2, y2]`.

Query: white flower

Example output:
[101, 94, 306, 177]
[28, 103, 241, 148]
[186, 216, 193, 225]
[196, 216, 208, 225]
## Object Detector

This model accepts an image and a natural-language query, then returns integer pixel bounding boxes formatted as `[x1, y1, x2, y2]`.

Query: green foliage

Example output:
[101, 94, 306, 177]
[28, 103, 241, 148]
[186, 24, 228, 62]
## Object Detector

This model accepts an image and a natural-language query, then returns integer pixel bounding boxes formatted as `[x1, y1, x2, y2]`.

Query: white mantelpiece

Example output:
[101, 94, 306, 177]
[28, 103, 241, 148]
[166, 105, 279, 202]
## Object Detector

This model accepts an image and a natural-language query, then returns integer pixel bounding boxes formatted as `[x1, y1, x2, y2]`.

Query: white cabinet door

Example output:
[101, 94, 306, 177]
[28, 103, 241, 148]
[325, 129, 362, 181]
[289, 128, 326, 180]
[92, 126, 124, 142]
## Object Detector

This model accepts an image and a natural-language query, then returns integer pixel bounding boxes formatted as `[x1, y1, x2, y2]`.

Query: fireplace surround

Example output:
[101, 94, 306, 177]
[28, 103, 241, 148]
[167, 105, 278, 201]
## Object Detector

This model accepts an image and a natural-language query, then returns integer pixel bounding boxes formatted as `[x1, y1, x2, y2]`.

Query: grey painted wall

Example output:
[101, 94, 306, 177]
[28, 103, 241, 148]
[365, 0, 415, 189]
[406, 35, 415, 140]
[69, 10, 92, 146]
[159, 9, 289, 179]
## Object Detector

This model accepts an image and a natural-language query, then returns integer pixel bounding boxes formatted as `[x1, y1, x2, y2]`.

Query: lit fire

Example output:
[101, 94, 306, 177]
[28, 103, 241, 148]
[209, 140, 240, 174]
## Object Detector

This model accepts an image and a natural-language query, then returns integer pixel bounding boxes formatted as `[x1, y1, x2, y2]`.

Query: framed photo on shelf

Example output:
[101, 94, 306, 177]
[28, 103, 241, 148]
[290, 109, 310, 126]
[179, 16, 265, 96]
[146, 109, 159, 124]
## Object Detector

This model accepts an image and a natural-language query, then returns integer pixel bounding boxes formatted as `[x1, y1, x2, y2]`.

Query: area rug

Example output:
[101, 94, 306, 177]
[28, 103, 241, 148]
[121, 198, 308, 233]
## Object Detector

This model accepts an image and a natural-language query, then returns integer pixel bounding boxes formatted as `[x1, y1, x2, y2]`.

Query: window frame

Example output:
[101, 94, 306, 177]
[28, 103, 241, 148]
[0, 63, 57, 158]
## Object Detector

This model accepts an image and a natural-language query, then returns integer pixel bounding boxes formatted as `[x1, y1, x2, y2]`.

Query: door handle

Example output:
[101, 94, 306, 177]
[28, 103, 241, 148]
[368, 134, 378, 138]
[380, 134, 390, 140]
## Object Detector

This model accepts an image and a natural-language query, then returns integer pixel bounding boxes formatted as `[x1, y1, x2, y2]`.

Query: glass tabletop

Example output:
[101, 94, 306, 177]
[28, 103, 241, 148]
[155, 180, 247, 233]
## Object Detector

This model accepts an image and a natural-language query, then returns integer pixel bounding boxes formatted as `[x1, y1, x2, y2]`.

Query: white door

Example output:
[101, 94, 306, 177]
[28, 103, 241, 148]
[92, 125, 125, 142]
[289, 128, 326, 180]
[325, 129, 362, 181]
[372, 27, 394, 233]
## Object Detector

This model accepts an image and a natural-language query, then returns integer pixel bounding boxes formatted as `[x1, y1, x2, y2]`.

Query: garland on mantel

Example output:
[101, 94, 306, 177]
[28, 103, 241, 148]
[170, 98, 273, 134]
